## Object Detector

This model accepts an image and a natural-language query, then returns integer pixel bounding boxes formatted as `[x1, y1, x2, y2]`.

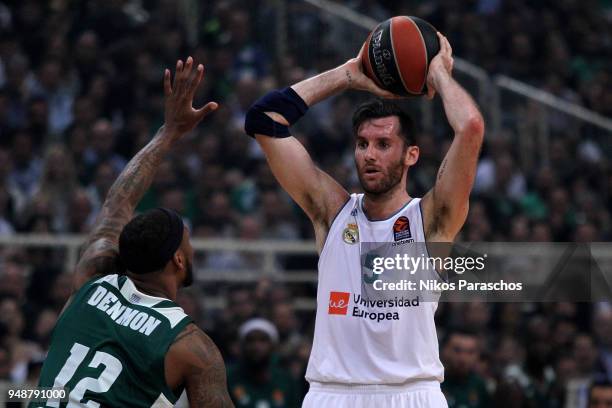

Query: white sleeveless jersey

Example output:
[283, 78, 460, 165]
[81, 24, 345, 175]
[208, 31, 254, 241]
[305, 193, 444, 385]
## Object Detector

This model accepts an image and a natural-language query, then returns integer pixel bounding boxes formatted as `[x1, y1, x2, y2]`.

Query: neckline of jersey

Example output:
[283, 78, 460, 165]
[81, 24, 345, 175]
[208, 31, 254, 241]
[359, 194, 414, 223]
[121, 276, 171, 307]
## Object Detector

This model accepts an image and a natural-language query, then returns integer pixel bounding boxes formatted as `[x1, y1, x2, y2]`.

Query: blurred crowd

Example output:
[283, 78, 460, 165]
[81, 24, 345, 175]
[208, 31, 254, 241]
[356, 0, 612, 117]
[0, 0, 611, 407]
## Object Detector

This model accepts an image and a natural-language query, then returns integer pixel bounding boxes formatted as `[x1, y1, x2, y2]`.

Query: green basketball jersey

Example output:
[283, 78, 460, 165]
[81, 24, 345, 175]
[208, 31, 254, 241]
[30, 274, 192, 408]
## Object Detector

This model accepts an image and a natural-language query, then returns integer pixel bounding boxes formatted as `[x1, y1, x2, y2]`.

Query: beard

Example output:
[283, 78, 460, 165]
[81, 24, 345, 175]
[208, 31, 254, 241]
[183, 259, 194, 287]
[357, 158, 406, 196]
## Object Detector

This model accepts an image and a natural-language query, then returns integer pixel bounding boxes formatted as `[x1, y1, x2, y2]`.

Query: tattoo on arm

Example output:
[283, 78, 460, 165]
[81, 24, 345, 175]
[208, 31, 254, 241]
[91, 129, 172, 242]
[178, 327, 233, 408]
[172, 325, 199, 345]
[76, 127, 174, 280]
[345, 70, 353, 87]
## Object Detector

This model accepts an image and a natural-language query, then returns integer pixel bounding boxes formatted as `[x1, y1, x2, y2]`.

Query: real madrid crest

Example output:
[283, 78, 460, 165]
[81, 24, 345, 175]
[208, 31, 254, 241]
[343, 222, 359, 244]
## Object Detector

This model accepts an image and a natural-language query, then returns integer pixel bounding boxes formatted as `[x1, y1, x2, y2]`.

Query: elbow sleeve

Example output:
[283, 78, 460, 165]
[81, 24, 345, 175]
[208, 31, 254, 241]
[244, 87, 308, 138]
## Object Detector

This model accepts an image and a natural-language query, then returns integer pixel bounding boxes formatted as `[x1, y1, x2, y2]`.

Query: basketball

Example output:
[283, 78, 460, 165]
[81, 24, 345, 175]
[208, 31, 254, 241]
[361, 16, 440, 96]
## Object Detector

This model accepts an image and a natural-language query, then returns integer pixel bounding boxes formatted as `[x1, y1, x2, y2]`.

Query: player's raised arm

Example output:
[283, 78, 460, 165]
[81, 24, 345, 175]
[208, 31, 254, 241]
[165, 324, 234, 408]
[246, 53, 394, 250]
[72, 57, 218, 292]
[421, 33, 485, 241]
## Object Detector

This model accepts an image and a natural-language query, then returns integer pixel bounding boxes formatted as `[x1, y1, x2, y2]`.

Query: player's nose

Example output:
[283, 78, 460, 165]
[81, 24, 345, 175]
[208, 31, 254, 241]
[364, 144, 377, 162]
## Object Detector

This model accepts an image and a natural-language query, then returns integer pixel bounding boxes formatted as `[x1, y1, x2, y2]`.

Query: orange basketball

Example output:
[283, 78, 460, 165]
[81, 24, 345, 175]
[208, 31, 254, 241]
[362, 16, 440, 96]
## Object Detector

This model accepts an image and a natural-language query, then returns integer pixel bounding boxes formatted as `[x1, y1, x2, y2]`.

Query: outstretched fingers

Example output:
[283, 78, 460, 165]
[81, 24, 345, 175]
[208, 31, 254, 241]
[182, 56, 194, 87]
[196, 101, 219, 120]
[172, 59, 184, 92]
[173, 56, 194, 97]
[188, 64, 205, 98]
[165, 58, 210, 103]
[163, 56, 217, 133]
[163, 69, 172, 96]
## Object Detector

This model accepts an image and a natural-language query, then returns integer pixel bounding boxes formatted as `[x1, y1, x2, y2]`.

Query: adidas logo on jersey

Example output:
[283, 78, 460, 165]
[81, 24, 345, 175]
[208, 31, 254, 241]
[87, 286, 162, 336]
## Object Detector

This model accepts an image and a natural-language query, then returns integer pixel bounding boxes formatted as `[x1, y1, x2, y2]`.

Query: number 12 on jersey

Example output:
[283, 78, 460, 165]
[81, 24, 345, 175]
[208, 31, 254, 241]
[47, 342, 123, 408]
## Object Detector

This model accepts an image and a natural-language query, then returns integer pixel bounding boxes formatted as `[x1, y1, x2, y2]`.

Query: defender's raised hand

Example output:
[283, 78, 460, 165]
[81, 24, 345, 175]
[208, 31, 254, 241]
[164, 56, 218, 136]
[72, 58, 217, 292]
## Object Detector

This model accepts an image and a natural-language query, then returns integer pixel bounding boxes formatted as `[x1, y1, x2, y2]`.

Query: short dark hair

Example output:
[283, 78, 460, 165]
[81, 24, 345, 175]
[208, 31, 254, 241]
[352, 99, 416, 145]
[119, 209, 176, 274]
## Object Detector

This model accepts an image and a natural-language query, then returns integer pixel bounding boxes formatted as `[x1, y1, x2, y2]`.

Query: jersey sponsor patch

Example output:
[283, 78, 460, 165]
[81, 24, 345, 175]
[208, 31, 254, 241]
[328, 290, 422, 320]
[342, 223, 359, 244]
[352, 293, 420, 321]
[392, 216, 411, 241]
[328, 291, 350, 315]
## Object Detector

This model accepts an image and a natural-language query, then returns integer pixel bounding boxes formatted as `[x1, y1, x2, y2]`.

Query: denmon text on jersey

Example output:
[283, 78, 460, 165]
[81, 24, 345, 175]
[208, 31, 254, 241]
[86, 285, 162, 336]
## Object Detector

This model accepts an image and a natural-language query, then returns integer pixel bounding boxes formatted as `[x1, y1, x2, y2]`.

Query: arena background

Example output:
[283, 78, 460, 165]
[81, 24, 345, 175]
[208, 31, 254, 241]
[0, 0, 611, 407]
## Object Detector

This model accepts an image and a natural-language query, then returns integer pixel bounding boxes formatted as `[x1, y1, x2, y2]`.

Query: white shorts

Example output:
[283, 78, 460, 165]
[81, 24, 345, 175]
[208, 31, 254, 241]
[302, 381, 448, 408]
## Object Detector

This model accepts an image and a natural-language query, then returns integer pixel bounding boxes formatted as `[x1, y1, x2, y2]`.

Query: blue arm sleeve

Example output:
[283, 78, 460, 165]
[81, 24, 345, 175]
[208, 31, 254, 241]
[244, 87, 309, 138]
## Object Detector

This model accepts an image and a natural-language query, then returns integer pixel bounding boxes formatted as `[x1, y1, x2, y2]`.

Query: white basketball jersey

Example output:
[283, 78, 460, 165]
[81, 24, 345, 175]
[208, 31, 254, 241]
[305, 193, 444, 385]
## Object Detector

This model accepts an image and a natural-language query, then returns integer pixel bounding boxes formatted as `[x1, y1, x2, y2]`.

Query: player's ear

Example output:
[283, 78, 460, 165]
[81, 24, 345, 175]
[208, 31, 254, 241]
[173, 251, 185, 272]
[404, 145, 419, 166]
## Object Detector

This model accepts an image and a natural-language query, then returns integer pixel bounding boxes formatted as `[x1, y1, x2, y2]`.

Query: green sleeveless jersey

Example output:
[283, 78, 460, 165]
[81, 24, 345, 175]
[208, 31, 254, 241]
[31, 274, 192, 408]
